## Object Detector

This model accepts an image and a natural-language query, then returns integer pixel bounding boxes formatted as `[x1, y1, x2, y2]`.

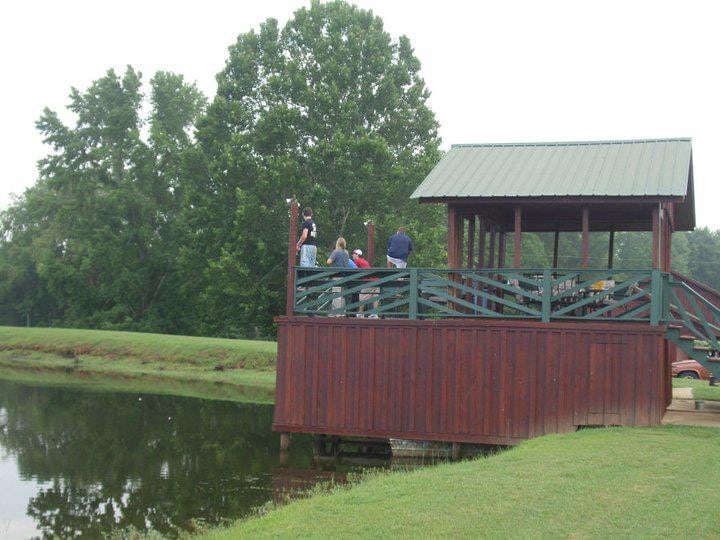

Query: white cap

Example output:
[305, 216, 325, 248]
[352, 249, 363, 256]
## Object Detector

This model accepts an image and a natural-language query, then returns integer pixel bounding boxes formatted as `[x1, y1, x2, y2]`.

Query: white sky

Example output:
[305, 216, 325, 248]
[2, 0, 719, 226]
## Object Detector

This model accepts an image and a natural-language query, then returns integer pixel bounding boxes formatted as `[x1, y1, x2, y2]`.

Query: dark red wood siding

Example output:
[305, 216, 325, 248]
[274, 317, 669, 446]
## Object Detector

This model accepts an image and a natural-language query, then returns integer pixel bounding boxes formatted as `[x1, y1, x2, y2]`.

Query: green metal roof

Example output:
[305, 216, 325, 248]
[411, 138, 693, 199]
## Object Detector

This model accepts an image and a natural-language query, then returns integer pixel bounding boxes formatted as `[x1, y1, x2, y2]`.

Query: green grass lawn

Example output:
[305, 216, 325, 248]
[205, 426, 720, 538]
[672, 377, 720, 401]
[0, 326, 277, 399]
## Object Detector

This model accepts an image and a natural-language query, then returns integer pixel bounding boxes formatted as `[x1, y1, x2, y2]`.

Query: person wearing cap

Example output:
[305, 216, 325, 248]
[351, 249, 370, 269]
[352, 249, 379, 318]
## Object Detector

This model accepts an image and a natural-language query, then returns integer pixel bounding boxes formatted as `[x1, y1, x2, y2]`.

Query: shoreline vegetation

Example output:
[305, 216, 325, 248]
[0, 326, 277, 403]
[204, 426, 720, 538]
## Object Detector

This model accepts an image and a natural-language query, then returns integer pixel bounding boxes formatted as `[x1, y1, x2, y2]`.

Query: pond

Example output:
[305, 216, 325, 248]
[0, 377, 358, 538]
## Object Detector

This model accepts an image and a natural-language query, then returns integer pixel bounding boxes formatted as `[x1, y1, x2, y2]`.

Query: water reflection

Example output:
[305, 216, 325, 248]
[0, 378, 460, 538]
[0, 378, 317, 538]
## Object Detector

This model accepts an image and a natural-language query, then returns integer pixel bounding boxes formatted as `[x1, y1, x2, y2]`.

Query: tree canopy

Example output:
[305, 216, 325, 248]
[0, 1, 718, 337]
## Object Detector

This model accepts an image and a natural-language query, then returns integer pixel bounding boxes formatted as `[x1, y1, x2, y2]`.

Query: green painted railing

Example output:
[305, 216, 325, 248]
[665, 276, 720, 351]
[294, 267, 662, 322]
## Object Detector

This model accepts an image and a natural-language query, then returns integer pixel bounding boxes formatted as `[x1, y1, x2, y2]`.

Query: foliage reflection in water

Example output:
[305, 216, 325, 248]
[0, 377, 460, 538]
[0, 378, 324, 538]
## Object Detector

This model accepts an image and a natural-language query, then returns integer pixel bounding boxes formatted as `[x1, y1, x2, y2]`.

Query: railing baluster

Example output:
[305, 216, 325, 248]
[650, 269, 661, 325]
[541, 269, 552, 323]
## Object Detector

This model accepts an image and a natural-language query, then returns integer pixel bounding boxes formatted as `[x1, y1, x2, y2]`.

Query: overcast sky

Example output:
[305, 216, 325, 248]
[2, 0, 719, 226]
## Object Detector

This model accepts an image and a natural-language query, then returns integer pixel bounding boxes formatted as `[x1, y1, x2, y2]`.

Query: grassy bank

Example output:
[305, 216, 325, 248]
[206, 426, 720, 538]
[0, 326, 277, 400]
[672, 377, 720, 401]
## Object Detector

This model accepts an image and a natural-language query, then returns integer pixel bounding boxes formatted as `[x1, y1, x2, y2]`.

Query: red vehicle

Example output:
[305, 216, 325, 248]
[672, 359, 711, 380]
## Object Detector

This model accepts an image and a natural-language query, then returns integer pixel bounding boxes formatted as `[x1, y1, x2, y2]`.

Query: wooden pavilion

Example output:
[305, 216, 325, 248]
[273, 138, 720, 449]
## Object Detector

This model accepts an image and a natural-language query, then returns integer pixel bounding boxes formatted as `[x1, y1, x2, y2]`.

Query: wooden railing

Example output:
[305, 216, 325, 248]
[665, 276, 720, 349]
[294, 267, 664, 323]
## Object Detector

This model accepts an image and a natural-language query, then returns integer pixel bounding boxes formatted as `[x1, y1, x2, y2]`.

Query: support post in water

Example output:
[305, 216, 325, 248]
[280, 432, 291, 452]
[286, 199, 300, 316]
[451, 442, 461, 460]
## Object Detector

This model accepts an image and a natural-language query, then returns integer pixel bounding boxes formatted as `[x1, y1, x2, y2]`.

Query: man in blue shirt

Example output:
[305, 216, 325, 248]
[386, 227, 413, 268]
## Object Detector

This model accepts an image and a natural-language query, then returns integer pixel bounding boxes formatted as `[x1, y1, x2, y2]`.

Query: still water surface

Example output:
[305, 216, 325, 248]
[0, 377, 337, 538]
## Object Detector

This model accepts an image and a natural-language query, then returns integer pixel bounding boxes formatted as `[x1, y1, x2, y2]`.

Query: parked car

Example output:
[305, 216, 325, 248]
[672, 359, 710, 380]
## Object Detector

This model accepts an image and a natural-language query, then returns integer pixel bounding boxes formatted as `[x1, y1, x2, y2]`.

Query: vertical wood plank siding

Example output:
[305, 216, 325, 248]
[273, 318, 668, 445]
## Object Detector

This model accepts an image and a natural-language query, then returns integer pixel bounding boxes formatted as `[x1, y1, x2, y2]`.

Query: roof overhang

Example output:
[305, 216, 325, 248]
[412, 139, 696, 231]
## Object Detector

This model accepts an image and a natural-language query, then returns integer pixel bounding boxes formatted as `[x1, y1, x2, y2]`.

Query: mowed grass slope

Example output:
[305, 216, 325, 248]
[206, 426, 720, 538]
[0, 326, 277, 395]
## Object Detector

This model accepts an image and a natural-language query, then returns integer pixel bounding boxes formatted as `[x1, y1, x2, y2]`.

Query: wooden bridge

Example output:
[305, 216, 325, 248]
[274, 139, 720, 448]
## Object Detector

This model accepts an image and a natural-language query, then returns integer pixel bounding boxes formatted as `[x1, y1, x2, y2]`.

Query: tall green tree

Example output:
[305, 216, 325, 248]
[0, 67, 206, 331]
[186, 0, 443, 335]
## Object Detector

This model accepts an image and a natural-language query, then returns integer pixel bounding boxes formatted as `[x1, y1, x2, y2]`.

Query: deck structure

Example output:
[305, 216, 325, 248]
[274, 138, 720, 447]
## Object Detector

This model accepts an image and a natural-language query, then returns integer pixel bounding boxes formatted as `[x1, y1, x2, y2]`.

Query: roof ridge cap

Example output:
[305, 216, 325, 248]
[451, 138, 692, 149]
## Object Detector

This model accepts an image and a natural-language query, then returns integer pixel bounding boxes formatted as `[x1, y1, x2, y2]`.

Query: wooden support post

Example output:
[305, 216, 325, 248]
[651, 206, 660, 269]
[665, 220, 673, 272]
[464, 216, 476, 307]
[662, 205, 672, 272]
[498, 231, 506, 269]
[552, 230, 560, 268]
[447, 205, 461, 312]
[366, 220, 375, 266]
[456, 213, 464, 269]
[497, 230, 506, 314]
[513, 207, 522, 267]
[487, 224, 497, 311]
[608, 229, 615, 269]
[466, 215, 475, 269]
[488, 224, 497, 269]
[581, 207, 589, 269]
[477, 217, 486, 268]
[451, 442, 461, 460]
[280, 432, 291, 451]
[448, 205, 460, 268]
[286, 199, 300, 316]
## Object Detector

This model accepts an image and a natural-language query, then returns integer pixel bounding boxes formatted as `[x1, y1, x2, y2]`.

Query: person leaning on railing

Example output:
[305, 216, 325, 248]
[387, 227, 413, 268]
[352, 249, 379, 318]
[326, 237, 350, 315]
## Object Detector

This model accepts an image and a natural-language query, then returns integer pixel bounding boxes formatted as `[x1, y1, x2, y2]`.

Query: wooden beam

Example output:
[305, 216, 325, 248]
[608, 229, 615, 269]
[651, 206, 660, 269]
[552, 231, 560, 268]
[286, 199, 300, 315]
[513, 207, 522, 267]
[366, 220, 375, 266]
[581, 207, 589, 269]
